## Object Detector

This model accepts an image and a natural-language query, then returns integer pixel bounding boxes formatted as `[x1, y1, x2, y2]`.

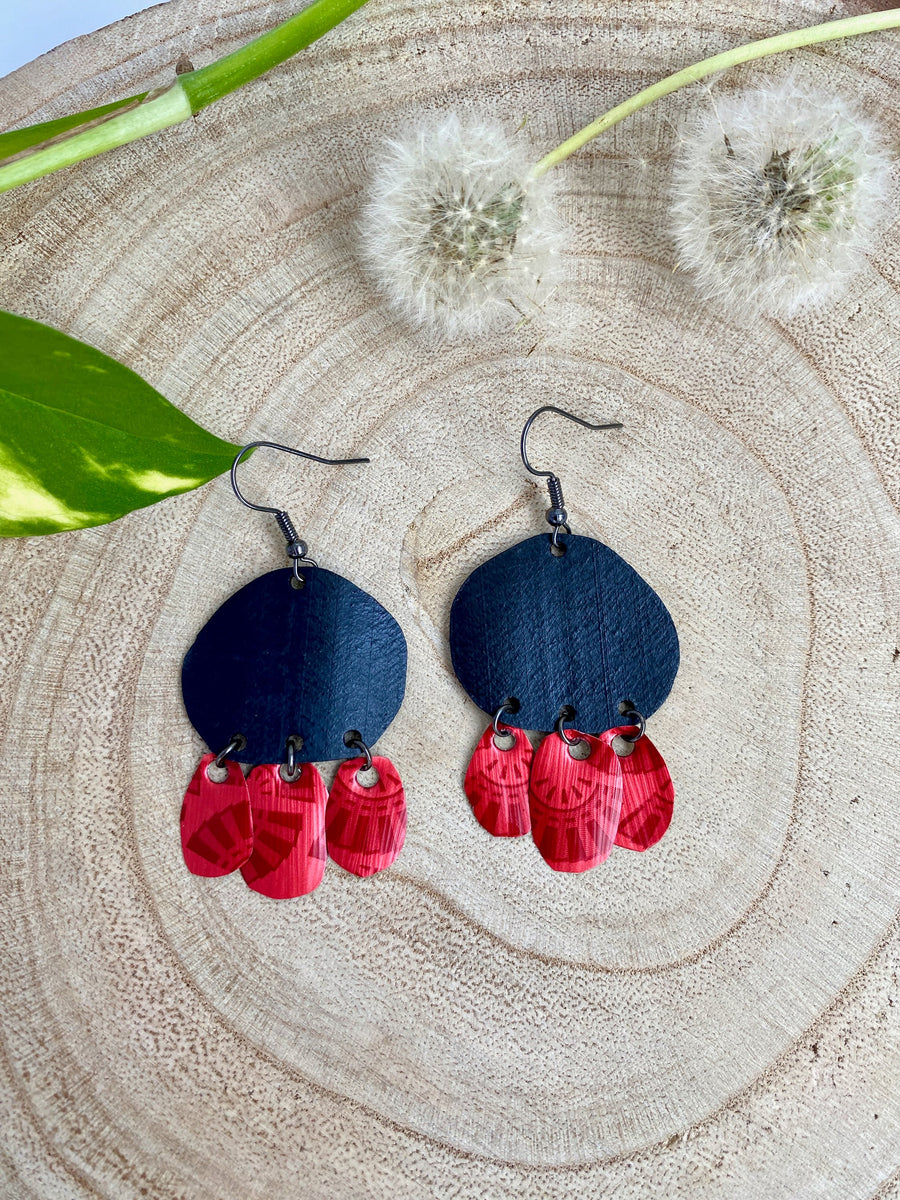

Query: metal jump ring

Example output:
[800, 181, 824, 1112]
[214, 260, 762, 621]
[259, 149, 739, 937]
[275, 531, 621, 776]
[214, 733, 246, 769]
[345, 733, 373, 773]
[491, 702, 517, 739]
[554, 708, 579, 746]
[621, 709, 646, 743]
[283, 736, 303, 781]
[551, 523, 571, 549]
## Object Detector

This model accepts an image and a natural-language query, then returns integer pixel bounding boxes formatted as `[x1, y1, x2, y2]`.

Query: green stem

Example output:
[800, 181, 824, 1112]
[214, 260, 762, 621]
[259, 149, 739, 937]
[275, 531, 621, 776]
[0, 86, 191, 194]
[534, 8, 900, 176]
[0, 0, 368, 195]
[180, 0, 367, 110]
[0, 92, 147, 161]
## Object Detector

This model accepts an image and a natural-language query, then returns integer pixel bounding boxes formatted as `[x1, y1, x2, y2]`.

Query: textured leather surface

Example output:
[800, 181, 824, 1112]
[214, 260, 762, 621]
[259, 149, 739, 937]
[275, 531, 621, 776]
[449, 533, 679, 733]
[182, 567, 407, 764]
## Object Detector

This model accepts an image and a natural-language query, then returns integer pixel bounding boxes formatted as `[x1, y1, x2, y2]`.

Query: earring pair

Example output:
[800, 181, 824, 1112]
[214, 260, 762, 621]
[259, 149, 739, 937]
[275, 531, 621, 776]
[178, 408, 679, 899]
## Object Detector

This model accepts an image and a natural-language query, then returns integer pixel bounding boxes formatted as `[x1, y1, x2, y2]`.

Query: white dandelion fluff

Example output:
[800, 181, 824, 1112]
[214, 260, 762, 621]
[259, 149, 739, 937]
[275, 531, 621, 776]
[360, 114, 566, 337]
[670, 78, 890, 319]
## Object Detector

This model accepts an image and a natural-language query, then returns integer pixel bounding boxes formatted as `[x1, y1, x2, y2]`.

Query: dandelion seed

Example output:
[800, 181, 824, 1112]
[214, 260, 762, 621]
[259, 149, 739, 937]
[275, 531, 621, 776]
[360, 114, 566, 337]
[669, 77, 890, 318]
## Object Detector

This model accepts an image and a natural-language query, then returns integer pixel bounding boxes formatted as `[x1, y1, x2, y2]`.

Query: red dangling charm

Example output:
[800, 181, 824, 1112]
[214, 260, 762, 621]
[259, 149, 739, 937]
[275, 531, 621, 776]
[240, 761, 327, 898]
[180, 750, 253, 877]
[602, 724, 675, 851]
[528, 728, 623, 872]
[326, 751, 406, 877]
[464, 710, 533, 837]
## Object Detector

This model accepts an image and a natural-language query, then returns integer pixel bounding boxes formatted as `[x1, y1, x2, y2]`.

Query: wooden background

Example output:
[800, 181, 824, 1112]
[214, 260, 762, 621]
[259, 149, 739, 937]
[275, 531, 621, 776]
[1, 1, 899, 1195]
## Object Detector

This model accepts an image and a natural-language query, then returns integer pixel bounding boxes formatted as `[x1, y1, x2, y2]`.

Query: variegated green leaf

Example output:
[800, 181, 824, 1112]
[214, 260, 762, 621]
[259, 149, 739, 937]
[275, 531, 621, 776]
[0, 310, 243, 536]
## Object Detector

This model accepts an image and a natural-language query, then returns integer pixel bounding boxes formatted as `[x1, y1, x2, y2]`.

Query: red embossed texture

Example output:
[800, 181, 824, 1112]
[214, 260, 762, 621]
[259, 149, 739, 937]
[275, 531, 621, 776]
[603, 726, 675, 851]
[180, 753, 253, 877]
[240, 762, 327, 899]
[325, 756, 406, 877]
[464, 723, 533, 837]
[528, 733, 623, 873]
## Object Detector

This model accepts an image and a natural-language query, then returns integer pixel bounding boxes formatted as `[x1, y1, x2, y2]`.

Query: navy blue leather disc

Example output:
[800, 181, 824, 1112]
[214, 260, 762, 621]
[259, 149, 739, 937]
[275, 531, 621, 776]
[449, 533, 679, 734]
[182, 567, 407, 764]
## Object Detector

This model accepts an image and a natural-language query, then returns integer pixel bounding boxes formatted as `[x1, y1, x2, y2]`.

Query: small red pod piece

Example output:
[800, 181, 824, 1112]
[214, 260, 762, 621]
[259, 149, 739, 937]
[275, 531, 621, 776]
[464, 723, 533, 837]
[180, 753, 253, 877]
[528, 732, 623, 873]
[325, 756, 406, 877]
[603, 726, 675, 851]
[240, 762, 327, 898]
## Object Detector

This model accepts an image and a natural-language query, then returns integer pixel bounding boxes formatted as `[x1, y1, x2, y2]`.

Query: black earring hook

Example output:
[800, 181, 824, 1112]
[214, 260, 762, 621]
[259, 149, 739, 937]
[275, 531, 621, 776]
[231, 441, 370, 583]
[230, 441, 369, 512]
[520, 406, 622, 546]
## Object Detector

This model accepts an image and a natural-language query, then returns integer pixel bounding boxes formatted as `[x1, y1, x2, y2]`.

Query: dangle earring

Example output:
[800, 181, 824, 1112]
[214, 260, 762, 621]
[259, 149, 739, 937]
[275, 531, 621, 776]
[179, 441, 408, 898]
[449, 407, 679, 873]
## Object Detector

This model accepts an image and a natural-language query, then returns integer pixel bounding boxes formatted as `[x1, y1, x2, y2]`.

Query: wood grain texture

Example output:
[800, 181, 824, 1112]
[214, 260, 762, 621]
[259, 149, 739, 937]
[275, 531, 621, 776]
[0, 0, 899, 1195]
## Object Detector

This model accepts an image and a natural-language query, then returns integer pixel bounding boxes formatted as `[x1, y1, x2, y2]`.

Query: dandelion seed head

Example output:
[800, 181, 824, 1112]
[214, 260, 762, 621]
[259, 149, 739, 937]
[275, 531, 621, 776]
[360, 114, 566, 337]
[670, 78, 890, 318]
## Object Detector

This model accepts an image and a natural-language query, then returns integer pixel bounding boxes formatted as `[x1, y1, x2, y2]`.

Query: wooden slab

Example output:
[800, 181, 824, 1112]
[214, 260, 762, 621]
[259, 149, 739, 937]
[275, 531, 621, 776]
[0, 1, 899, 1196]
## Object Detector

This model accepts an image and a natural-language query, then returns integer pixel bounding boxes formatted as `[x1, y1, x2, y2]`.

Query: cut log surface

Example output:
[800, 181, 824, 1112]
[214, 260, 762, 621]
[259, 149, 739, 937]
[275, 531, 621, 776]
[1, 2, 899, 1196]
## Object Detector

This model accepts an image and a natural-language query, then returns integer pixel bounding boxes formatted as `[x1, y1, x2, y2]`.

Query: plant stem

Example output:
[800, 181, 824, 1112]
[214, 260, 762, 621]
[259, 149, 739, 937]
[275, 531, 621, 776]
[179, 0, 367, 110]
[0, 93, 147, 161]
[0, 0, 368, 195]
[534, 8, 900, 176]
[0, 86, 191, 194]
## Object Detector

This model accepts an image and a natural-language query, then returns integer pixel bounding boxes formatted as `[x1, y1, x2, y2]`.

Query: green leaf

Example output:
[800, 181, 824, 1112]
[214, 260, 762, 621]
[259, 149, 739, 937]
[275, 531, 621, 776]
[0, 310, 243, 537]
